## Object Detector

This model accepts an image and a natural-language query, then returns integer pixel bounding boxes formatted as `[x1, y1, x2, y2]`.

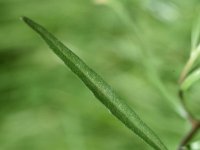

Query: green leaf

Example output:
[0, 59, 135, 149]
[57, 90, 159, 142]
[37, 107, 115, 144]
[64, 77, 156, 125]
[191, 15, 200, 51]
[180, 68, 200, 91]
[22, 17, 168, 150]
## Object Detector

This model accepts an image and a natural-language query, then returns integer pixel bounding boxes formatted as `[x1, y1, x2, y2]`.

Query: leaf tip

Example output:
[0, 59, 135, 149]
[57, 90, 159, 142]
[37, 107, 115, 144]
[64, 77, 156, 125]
[20, 16, 27, 21]
[20, 16, 31, 24]
[20, 17, 41, 34]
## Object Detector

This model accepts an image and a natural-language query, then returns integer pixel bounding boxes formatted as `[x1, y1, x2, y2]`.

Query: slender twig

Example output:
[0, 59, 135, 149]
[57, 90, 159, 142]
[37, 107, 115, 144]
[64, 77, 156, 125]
[177, 90, 200, 149]
[178, 120, 200, 150]
[177, 50, 200, 149]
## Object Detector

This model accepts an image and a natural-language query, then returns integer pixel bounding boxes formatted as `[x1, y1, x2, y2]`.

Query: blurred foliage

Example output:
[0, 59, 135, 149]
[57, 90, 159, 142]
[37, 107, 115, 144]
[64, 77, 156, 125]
[0, 0, 200, 150]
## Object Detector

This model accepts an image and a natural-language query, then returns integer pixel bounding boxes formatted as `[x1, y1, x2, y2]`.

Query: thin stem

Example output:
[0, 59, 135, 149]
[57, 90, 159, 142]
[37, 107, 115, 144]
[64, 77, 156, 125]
[177, 90, 200, 149]
[178, 121, 200, 150]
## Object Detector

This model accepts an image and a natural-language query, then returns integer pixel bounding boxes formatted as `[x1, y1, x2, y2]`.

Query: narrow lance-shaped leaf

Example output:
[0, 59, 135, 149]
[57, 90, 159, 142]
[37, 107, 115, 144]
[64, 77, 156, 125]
[22, 17, 168, 150]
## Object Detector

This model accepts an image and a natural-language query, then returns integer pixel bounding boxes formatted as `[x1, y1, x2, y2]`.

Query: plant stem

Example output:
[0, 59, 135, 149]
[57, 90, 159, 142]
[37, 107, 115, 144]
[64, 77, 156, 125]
[178, 120, 200, 150]
[177, 90, 200, 149]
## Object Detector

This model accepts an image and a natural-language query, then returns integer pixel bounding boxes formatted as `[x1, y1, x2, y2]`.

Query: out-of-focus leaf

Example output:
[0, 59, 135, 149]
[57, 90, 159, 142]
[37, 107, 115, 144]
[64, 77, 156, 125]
[191, 15, 200, 51]
[180, 68, 200, 91]
[183, 140, 200, 150]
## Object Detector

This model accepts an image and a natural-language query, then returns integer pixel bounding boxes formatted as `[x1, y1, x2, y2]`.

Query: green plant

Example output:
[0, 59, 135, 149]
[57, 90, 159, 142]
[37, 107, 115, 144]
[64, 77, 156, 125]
[22, 17, 167, 150]
[178, 16, 200, 149]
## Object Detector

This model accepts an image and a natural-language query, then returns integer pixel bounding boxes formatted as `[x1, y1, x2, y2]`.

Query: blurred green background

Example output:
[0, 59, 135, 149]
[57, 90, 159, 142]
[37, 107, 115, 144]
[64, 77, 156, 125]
[0, 0, 200, 149]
